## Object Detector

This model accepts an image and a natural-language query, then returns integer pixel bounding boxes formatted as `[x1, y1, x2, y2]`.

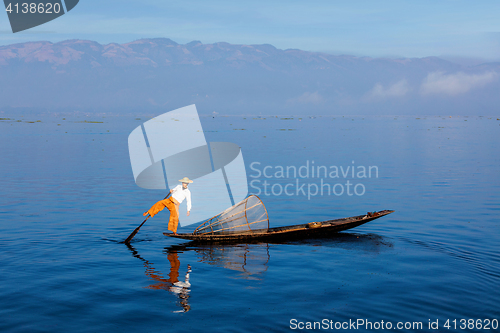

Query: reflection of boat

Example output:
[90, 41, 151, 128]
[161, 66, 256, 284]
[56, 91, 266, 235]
[165, 195, 394, 243]
[125, 233, 392, 313]
[167, 243, 270, 279]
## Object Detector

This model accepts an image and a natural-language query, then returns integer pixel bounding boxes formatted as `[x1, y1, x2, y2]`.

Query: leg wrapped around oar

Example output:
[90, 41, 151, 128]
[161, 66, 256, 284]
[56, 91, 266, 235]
[125, 193, 171, 244]
[143, 197, 180, 234]
[144, 199, 170, 217]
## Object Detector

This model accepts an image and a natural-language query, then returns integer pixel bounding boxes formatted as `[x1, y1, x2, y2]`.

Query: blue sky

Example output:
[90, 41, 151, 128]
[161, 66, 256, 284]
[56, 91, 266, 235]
[1, 0, 499, 60]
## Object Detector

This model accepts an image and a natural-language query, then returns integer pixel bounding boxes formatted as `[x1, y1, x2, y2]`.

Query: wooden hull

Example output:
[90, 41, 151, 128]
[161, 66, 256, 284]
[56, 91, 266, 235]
[164, 210, 394, 243]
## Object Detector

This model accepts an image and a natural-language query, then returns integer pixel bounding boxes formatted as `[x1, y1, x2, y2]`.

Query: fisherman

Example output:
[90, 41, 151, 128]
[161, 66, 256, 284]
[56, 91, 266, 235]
[143, 177, 193, 235]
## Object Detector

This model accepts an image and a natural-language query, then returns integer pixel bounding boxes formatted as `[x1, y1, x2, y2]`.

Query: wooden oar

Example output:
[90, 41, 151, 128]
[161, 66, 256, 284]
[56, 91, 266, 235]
[124, 192, 171, 244]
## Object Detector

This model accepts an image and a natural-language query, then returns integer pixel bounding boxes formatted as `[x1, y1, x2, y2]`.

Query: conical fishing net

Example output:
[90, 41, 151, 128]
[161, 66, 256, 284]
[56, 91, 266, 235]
[194, 195, 269, 235]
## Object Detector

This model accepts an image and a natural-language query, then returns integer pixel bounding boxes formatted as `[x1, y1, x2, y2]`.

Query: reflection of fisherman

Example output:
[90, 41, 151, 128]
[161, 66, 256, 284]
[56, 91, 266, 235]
[141, 251, 192, 313]
[143, 177, 193, 235]
[170, 264, 192, 313]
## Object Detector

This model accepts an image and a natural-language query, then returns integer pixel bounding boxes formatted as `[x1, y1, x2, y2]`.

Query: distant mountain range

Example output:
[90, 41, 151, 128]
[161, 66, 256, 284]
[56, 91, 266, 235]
[1, 38, 498, 115]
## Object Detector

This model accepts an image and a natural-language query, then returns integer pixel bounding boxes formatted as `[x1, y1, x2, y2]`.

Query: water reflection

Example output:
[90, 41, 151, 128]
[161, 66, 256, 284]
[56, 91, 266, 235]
[167, 243, 270, 280]
[126, 232, 391, 312]
[126, 244, 192, 313]
[273, 232, 394, 253]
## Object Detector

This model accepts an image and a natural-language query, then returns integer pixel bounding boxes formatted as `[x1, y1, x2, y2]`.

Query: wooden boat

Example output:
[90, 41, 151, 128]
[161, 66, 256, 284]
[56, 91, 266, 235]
[165, 209, 394, 243]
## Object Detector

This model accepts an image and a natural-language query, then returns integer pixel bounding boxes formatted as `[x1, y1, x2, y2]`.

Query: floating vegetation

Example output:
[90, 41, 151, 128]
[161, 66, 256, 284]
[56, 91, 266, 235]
[76, 120, 104, 123]
[280, 118, 293, 120]
[277, 129, 296, 131]
[0, 118, 12, 120]
[135, 118, 141, 120]
[233, 128, 246, 130]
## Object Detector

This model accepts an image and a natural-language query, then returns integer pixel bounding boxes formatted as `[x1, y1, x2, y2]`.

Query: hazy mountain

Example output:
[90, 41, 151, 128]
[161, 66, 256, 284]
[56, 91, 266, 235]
[0, 38, 498, 115]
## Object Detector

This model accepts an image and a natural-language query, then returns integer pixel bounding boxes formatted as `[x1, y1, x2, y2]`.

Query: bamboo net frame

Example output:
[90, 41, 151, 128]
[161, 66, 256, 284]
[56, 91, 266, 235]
[194, 195, 269, 235]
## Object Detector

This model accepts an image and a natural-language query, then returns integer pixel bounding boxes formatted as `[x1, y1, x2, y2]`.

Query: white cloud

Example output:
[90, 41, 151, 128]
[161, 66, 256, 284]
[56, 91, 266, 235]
[420, 71, 498, 96]
[367, 79, 410, 99]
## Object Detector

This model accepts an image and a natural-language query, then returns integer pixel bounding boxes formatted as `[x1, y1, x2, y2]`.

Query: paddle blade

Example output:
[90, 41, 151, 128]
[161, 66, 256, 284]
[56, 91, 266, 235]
[124, 216, 149, 244]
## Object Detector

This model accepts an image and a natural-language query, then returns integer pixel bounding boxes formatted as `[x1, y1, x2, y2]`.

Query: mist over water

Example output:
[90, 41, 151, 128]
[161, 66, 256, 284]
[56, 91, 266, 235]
[1, 114, 498, 332]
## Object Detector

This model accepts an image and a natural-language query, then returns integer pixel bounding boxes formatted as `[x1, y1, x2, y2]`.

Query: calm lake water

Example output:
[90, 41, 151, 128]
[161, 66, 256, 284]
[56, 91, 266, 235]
[1, 113, 499, 332]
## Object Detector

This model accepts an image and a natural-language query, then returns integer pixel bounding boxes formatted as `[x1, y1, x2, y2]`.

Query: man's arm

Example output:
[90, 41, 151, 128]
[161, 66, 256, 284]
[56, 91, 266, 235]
[170, 185, 180, 194]
[186, 191, 192, 216]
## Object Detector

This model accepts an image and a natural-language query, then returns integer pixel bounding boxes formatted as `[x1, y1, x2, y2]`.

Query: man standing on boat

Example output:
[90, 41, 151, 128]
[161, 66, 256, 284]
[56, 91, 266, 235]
[143, 177, 193, 235]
